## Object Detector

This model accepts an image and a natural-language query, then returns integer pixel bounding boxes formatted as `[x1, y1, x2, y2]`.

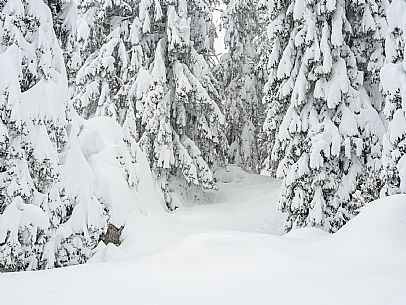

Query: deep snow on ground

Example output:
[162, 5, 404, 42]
[1, 166, 406, 305]
[172, 166, 285, 235]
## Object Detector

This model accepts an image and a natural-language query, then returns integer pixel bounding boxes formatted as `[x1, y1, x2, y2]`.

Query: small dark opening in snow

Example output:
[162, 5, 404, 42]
[101, 224, 124, 246]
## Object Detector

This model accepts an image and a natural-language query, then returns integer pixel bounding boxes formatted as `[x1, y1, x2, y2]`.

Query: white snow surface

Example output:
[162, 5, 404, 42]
[1, 166, 406, 305]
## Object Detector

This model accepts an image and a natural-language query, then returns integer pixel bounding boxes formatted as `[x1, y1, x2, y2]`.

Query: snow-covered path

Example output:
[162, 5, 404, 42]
[173, 166, 284, 234]
[1, 167, 406, 305]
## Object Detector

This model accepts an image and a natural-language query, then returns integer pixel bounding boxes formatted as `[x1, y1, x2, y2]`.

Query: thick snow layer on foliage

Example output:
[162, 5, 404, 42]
[1, 168, 405, 305]
[380, 0, 406, 197]
[63, 116, 160, 228]
[263, 0, 388, 232]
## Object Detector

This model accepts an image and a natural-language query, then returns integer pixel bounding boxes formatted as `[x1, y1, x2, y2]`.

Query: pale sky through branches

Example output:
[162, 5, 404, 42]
[213, 3, 227, 56]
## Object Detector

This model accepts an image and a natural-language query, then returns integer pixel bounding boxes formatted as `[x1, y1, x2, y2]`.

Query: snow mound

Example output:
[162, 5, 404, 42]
[1, 171, 406, 305]
[337, 194, 406, 239]
[214, 165, 250, 183]
[332, 194, 406, 257]
[285, 227, 329, 240]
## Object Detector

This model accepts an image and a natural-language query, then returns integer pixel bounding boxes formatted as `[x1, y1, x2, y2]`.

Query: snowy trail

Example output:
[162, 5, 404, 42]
[172, 166, 285, 235]
[1, 167, 406, 305]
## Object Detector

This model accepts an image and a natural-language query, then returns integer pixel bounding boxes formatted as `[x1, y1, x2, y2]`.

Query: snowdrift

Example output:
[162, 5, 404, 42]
[338, 194, 406, 240]
[1, 170, 405, 305]
[331, 194, 406, 257]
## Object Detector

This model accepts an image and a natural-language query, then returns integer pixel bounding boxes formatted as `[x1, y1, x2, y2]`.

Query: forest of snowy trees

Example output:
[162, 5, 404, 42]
[0, 0, 406, 273]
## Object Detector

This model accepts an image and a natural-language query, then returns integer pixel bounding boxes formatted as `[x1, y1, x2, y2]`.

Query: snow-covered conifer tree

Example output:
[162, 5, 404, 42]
[0, 0, 70, 271]
[0, 0, 109, 270]
[58, 0, 128, 82]
[349, 0, 388, 202]
[132, 0, 226, 209]
[261, 0, 293, 176]
[215, 0, 265, 172]
[380, 0, 406, 196]
[264, 0, 385, 232]
[60, 0, 135, 121]
[58, 0, 225, 210]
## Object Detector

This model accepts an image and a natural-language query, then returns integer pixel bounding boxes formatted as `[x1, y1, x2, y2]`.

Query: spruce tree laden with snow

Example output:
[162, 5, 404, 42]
[132, 0, 226, 210]
[58, 0, 132, 84]
[215, 0, 265, 172]
[0, 0, 108, 270]
[349, 0, 388, 203]
[261, 0, 293, 177]
[255, 0, 273, 173]
[264, 0, 385, 232]
[380, 0, 406, 197]
[0, 0, 68, 271]
[61, 0, 137, 121]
